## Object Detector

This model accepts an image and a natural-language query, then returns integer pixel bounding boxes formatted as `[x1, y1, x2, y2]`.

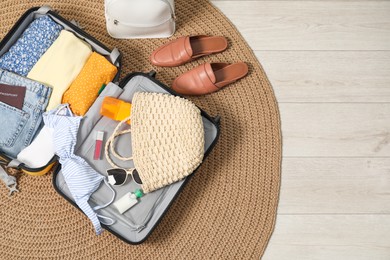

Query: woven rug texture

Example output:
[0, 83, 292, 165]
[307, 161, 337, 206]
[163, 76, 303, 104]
[0, 0, 282, 259]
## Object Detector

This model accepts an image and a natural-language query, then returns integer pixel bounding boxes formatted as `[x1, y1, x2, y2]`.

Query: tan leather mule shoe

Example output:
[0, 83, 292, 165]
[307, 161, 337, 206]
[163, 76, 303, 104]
[172, 62, 248, 95]
[150, 35, 228, 67]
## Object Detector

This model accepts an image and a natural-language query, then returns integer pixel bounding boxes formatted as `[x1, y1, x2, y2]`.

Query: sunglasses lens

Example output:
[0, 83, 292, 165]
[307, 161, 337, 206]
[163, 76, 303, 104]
[132, 169, 143, 185]
[107, 168, 127, 185]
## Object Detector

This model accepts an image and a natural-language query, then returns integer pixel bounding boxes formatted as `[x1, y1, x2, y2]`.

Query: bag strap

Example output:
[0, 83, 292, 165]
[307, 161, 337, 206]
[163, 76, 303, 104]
[0, 165, 18, 196]
[0, 153, 12, 166]
[104, 115, 135, 172]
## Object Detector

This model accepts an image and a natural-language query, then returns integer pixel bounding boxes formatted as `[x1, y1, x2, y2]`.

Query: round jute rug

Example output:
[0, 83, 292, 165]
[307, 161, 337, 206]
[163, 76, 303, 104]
[0, 0, 281, 259]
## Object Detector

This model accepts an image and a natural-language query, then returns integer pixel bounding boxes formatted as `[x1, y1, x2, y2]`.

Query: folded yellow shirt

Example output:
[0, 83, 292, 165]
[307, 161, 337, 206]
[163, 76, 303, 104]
[27, 30, 92, 111]
[62, 52, 117, 115]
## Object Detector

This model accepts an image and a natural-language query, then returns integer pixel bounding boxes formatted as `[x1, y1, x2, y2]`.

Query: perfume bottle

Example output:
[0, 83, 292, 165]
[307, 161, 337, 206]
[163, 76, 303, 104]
[113, 189, 144, 214]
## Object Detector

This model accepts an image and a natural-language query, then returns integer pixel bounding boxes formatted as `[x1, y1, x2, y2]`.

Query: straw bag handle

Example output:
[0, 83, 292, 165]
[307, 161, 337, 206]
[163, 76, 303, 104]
[104, 115, 135, 172]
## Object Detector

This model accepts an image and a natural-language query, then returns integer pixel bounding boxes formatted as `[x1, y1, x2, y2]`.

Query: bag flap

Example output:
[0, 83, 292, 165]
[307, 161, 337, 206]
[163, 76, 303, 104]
[106, 0, 174, 27]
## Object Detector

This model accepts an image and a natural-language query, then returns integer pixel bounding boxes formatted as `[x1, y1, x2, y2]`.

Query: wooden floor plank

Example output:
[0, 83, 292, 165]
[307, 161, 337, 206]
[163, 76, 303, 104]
[263, 215, 390, 260]
[211, 1, 390, 259]
[280, 103, 390, 157]
[212, 1, 390, 50]
[212, 0, 388, 1]
[279, 158, 390, 214]
[255, 51, 390, 102]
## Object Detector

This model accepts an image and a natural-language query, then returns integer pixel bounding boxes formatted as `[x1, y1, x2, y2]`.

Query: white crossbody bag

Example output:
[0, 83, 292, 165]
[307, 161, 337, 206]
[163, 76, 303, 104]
[105, 0, 175, 39]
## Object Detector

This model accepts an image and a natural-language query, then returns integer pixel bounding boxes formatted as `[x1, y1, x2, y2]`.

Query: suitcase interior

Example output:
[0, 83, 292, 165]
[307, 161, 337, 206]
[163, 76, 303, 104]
[0, 7, 121, 72]
[53, 73, 220, 244]
[0, 6, 121, 174]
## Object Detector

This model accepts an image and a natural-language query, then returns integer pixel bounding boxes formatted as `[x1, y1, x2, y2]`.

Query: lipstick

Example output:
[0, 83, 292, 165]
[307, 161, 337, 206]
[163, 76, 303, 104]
[94, 131, 104, 160]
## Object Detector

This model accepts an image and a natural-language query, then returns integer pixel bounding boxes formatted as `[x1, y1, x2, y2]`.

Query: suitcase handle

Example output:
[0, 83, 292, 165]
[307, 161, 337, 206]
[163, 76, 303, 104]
[37, 6, 52, 15]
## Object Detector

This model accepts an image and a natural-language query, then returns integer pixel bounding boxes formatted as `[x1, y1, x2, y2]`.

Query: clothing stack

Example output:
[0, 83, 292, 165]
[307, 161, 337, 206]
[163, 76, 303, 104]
[0, 15, 118, 161]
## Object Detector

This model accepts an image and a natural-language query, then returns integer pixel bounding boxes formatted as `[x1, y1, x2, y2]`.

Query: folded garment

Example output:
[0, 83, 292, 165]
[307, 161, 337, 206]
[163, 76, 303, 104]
[28, 30, 92, 111]
[0, 16, 63, 76]
[43, 104, 115, 235]
[16, 83, 122, 168]
[17, 125, 55, 168]
[0, 69, 52, 158]
[76, 82, 123, 151]
[62, 52, 117, 115]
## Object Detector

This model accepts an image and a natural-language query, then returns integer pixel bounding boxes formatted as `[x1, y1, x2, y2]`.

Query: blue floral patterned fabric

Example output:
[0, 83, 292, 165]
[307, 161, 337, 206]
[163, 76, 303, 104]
[0, 16, 63, 76]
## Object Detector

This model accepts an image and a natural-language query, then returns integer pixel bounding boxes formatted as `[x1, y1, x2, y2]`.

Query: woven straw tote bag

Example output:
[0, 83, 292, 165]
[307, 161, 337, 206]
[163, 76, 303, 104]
[105, 92, 204, 193]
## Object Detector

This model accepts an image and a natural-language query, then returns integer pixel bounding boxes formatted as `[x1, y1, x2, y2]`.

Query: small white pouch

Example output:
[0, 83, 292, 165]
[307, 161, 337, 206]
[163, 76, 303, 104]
[17, 126, 55, 168]
[104, 0, 175, 39]
[17, 104, 71, 168]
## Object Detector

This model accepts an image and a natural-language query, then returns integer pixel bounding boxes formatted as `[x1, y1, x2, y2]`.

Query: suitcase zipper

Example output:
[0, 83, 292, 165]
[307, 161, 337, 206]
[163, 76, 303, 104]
[0, 7, 38, 50]
[0, 7, 122, 87]
[48, 10, 122, 82]
[48, 11, 111, 53]
[0, 7, 118, 63]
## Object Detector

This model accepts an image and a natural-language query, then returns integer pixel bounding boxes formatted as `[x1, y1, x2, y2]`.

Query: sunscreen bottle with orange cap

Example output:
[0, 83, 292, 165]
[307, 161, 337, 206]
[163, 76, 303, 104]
[100, 97, 131, 124]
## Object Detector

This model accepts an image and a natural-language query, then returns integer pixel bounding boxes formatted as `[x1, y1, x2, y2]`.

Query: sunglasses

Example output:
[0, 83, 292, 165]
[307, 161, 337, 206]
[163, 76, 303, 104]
[106, 168, 143, 186]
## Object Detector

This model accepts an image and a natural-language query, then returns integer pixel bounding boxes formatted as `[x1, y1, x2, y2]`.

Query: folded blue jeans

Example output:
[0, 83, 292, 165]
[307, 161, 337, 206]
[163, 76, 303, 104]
[0, 69, 52, 158]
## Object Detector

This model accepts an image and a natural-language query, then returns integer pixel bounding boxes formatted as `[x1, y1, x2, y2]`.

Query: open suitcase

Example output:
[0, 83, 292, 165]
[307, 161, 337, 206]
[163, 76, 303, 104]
[53, 71, 220, 244]
[0, 6, 121, 176]
[1, 6, 220, 244]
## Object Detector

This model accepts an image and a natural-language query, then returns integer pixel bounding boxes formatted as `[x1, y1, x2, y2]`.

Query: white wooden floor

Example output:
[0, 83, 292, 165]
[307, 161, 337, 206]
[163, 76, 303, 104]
[211, 1, 390, 259]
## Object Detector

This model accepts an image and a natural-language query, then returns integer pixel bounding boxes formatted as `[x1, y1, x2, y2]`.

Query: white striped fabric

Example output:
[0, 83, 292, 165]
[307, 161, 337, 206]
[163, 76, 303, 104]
[43, 104, 114, 235]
